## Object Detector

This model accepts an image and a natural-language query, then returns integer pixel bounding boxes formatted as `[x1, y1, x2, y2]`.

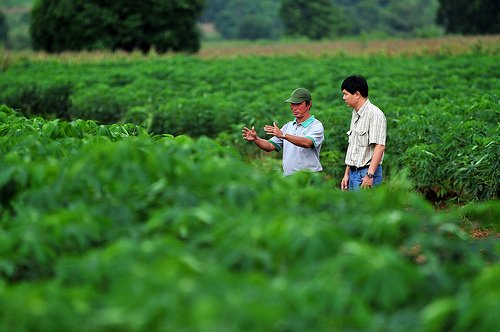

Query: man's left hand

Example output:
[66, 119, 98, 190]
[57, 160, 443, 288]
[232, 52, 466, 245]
[361, 176, 373, 189]
[264, 122, 283, 138]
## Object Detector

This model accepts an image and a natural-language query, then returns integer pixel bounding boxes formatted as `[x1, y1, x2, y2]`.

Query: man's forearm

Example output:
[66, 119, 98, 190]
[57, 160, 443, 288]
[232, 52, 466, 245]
[368, 144, 385, 173]
[283, 133, 314, 149]
[254, 137, 276, 152]
[344, 165, 350, 176]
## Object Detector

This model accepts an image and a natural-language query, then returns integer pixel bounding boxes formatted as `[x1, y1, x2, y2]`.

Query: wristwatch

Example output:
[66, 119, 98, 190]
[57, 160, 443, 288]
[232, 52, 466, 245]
[366, 172, 374, 179]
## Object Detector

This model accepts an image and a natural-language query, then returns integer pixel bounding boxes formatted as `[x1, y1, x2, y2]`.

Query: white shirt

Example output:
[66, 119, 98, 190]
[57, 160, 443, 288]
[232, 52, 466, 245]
[345, 99, 386, 168]
[269, 116, 324, 175]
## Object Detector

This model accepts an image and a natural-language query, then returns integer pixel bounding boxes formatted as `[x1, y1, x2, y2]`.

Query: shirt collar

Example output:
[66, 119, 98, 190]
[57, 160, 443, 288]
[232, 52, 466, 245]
[293, 115, 316, 127]
[356, 99, 370, 117]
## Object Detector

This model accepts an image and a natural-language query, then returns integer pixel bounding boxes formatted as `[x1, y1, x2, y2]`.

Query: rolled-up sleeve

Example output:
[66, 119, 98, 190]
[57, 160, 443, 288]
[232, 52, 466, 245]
[369, 109, 386, 146]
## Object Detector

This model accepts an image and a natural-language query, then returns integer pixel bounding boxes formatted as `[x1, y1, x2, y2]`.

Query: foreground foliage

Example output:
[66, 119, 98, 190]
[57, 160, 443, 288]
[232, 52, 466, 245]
[0, 106, 499, 331]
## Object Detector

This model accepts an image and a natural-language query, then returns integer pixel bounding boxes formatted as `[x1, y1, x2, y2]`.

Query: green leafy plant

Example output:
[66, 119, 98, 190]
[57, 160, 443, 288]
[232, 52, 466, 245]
[0, 105, 498, 331]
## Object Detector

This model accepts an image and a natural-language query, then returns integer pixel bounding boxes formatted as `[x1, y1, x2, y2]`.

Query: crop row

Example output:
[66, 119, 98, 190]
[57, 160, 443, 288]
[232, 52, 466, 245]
[0, 53, 498, 202]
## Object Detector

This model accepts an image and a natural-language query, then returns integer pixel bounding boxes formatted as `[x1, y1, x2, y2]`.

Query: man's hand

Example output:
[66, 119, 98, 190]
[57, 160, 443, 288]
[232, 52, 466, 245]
[341, 174, 349, 191]
[242, 126, 257, 141]
[361, 176, 373, 189]
[264, 122, 284, 138]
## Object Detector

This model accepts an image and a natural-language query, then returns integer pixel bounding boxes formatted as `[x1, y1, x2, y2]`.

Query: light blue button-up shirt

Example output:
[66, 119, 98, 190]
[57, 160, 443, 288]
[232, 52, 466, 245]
[269, 116, 324, 175]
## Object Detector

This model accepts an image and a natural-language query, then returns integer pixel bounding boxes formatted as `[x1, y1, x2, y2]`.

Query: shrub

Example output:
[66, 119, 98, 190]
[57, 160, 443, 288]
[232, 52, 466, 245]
[123, 106, 153, 130]
[1, 82, 72, 119]
[70, 94, 126, 124]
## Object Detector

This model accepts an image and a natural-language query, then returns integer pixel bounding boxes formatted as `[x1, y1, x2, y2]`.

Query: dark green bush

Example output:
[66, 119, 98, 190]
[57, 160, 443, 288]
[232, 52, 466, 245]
[151, 100, 237, 137]
[2, 84, 41, 117]
[43, 83, 73, 120]
[70, 95, 126, 125]
[1, 82, 72, 119]
[123, 106, 153, 130]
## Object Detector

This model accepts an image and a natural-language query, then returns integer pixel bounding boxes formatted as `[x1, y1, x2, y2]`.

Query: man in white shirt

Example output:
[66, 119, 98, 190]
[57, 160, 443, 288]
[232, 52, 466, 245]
[242, 88, 324, 176]
[340, 75, 387, 190]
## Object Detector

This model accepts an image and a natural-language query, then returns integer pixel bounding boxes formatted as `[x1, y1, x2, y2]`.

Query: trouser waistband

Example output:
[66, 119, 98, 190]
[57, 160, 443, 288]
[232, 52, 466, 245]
[349, 165, 369, 172]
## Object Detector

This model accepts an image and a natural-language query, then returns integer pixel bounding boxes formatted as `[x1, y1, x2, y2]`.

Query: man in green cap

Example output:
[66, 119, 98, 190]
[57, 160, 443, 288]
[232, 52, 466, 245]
[242, 87, 324, 175]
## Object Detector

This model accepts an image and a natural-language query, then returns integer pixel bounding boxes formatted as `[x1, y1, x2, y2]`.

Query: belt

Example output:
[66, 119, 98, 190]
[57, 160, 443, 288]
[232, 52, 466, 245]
[349, 165, 369, 171]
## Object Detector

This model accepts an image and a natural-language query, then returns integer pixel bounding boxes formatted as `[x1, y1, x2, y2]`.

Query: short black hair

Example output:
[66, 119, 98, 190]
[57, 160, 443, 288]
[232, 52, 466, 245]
[341, 75, 368, 97]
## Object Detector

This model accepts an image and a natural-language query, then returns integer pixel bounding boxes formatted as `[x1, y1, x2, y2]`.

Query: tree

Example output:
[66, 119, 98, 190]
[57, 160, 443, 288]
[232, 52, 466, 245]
[238, 15, 274, 40]
[200, 0, 225, 22]
[279, 0, 345, 40]
[437, 0, 500, 34]
[0, 11, 8, 45]
[208, 0, 282, 40]
[30, 0, 205, 53]
[332, 0, 440, 36]
[202, 0, 442, 40]
[383, 0, 439, 34]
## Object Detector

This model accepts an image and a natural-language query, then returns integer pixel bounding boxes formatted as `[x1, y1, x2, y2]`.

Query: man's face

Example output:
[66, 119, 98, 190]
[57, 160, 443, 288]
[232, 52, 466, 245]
[342, 89, 357, 108]
[289, 101, 310, 119]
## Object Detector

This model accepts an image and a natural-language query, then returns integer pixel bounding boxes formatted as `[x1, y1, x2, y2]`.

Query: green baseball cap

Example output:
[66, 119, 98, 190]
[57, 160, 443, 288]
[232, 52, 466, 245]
[283, 87, 312, 103]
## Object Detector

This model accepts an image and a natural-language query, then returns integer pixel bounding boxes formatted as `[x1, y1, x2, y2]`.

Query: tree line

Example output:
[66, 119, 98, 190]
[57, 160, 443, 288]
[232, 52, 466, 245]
[0, 0, 498, 53]
[204, 0, 499, 40]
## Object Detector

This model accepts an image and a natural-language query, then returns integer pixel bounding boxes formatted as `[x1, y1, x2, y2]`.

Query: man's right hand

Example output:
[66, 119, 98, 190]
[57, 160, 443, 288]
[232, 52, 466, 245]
[242, 126, 257, 141]
[341, 174, 349, 191]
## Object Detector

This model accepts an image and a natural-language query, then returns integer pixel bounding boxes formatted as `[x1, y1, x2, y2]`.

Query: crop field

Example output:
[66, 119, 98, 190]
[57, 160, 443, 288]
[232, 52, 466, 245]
[0, 36, 499, 331]
[197, 35, 500, 58]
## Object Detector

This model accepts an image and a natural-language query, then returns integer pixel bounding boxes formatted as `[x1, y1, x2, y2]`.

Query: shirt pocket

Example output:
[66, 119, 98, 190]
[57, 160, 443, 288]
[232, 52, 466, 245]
[354, 129, 369, 147]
